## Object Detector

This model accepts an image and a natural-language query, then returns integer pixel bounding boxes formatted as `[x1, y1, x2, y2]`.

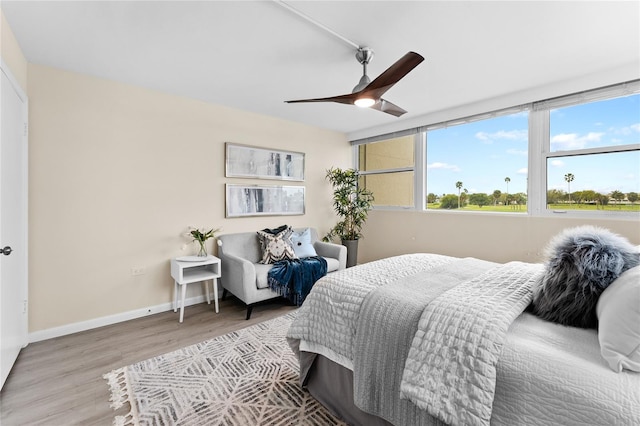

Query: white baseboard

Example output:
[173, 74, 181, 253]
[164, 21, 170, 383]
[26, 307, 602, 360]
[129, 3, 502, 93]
[28, 294, 211, 343]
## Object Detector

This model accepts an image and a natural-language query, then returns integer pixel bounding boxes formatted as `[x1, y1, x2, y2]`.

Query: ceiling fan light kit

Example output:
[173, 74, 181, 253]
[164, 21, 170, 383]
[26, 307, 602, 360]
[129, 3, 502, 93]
[354, 97, 376, 108]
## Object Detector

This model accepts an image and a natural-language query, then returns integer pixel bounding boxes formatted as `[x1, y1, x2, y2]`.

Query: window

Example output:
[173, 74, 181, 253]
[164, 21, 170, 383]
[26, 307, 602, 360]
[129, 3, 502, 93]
[352, 80, 640, 218]
[426, 112, 529, 212]
[545, 94, 640, 213]
[357, 135, 416, 208]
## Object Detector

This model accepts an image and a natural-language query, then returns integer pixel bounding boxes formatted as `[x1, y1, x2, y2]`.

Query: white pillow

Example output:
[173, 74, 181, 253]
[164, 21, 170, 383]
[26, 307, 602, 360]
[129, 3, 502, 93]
[290, 228, 318, 258]
[596, 266, 640, 373]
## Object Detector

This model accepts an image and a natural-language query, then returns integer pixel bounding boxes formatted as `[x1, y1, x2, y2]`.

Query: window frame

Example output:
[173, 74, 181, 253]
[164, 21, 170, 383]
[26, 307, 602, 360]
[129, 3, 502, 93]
[352, 80, 640, 219]
[532, 83, 640, 218]
[354, 133, 423, 210]
[423, 109, 530, 213]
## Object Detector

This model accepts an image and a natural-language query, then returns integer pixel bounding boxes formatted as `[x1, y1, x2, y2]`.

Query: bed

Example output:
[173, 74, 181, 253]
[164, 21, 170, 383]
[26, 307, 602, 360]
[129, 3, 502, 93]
[286, 251, 640, 426]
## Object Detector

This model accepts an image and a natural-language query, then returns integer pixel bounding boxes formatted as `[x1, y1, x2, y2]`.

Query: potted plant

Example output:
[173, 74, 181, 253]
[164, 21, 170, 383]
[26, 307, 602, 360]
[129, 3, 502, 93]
[184, 226, 221, 257]
[324, 167, 374, 267]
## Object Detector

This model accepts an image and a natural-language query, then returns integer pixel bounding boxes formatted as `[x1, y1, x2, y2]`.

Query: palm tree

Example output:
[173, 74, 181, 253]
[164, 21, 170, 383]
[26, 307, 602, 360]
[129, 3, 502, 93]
[456, 181, 463, 208]
[461, 188, 469, 207]
[504, 177, 510, 195]
[492, 189, 501, 206]
[564, 173, 575, 205]
[610, 190, 625, 208]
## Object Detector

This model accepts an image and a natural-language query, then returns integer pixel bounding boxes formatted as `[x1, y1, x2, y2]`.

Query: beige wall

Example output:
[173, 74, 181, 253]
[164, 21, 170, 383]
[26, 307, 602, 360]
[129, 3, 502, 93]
[359, 210, 640, 264]
[1, 8, 27, 90]
[27, 64, 350, 332]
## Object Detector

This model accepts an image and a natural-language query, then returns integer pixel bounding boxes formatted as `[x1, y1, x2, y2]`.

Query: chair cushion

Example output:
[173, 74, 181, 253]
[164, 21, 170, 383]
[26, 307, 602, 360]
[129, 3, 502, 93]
[255, 256, 338, 289]
[254, 263, 274, 289]
[325, 257, 340, 272]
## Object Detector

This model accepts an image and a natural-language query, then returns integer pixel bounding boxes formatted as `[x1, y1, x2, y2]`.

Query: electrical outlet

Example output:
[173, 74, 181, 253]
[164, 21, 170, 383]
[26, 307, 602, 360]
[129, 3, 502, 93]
[131, 266, 146, 276]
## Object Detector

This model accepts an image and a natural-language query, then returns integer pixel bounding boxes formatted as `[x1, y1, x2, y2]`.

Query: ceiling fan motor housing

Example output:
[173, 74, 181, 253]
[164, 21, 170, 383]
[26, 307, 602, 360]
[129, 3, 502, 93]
[356, 47, 374, 65]
[353, 47, 374, 93]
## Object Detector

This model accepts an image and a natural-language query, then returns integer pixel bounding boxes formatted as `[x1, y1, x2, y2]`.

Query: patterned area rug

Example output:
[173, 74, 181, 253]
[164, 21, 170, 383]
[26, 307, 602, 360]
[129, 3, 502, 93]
[104, 312, 346, 425]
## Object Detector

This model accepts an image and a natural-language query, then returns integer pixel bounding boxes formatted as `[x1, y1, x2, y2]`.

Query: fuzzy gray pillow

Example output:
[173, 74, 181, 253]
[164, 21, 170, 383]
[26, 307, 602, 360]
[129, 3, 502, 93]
[531, 226, 640, 329]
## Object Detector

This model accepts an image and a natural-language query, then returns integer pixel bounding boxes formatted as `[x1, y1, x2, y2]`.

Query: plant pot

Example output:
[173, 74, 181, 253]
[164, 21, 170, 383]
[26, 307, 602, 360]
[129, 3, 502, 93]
[341, 239, 359, 268]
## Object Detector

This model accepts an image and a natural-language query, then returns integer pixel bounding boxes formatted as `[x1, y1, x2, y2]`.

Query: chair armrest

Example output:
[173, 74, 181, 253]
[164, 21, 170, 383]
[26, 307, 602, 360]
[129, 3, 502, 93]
[314, 240, 347, 270]
[219, 252, 256, 302]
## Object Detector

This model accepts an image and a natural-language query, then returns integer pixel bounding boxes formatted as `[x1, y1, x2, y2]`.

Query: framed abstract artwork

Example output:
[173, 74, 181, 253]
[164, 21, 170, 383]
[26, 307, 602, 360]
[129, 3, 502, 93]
[225, 143, 305, 181]
[225, 184, 305, 218]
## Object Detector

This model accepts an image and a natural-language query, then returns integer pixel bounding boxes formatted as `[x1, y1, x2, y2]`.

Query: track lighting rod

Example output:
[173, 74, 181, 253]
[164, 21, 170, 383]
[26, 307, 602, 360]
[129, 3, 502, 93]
[272, 0, 361, 50]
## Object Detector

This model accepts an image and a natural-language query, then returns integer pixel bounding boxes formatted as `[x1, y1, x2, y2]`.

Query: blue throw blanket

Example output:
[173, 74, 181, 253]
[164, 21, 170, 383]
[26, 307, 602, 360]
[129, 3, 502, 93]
[268, 256, 328, 306]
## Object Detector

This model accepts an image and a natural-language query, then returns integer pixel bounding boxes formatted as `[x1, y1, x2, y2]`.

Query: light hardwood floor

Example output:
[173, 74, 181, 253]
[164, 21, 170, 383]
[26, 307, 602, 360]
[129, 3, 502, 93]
[0, 297, 296, 426]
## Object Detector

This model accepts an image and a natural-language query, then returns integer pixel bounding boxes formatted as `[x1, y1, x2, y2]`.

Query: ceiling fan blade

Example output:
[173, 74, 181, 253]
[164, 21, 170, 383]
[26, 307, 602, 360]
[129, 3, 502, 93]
[357, 51, 424, 100]
[370, 99, 408, 117]
[285, 92, 358, 105]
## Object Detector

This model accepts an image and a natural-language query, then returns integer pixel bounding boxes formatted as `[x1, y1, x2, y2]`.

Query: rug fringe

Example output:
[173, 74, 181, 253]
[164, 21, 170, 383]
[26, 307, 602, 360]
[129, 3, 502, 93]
[114, 413, 135, 426]
[103, 367, 138, 426]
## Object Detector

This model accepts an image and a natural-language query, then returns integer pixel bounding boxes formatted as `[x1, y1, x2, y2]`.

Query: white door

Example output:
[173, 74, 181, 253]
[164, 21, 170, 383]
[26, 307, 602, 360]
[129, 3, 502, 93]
[0, 61, 29, 390]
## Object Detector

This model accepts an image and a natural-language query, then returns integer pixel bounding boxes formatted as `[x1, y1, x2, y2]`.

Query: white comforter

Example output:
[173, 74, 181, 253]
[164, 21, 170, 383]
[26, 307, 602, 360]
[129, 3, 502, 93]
[495, 314, 640, 425]
[287, 254, 640, 425]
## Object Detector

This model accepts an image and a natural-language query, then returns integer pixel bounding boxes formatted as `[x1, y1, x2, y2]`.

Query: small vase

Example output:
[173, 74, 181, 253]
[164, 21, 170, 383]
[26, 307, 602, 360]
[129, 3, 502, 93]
[197, 240, 208, 257]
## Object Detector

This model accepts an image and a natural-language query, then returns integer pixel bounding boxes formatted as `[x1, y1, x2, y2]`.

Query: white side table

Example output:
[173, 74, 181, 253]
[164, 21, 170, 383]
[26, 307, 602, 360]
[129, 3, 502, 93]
[170, 255, 221, 323]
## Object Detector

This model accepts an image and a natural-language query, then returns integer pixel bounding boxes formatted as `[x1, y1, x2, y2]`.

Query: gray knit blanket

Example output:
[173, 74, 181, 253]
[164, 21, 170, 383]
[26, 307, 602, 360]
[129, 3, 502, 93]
[400, 261, 544, 426]
[353, 257, 496, 426]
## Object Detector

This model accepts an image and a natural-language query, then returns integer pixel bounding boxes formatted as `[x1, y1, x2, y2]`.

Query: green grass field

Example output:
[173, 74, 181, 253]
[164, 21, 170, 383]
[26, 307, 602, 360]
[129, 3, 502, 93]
[426, 203, 640, 212]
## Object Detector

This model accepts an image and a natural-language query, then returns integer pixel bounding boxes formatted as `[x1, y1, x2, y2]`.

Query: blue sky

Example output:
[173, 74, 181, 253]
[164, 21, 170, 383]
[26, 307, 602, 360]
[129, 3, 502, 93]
[426, 94, 640, 197]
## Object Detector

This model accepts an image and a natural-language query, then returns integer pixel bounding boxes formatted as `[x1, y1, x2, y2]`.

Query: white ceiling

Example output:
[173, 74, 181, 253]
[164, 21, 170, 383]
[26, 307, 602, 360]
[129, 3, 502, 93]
[2, 1, 639, 139]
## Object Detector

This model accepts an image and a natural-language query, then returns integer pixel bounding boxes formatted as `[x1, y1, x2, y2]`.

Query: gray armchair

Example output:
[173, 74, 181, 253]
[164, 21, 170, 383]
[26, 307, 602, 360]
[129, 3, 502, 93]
[217, 227, 346, 319]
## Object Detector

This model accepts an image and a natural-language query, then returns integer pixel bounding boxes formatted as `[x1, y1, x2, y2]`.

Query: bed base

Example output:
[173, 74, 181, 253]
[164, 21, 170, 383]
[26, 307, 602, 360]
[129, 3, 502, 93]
[305, 354, 392, 426]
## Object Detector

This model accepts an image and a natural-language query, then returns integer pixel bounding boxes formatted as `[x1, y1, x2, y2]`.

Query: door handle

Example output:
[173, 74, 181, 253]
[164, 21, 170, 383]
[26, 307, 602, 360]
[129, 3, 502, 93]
[1, 246, 12, 256]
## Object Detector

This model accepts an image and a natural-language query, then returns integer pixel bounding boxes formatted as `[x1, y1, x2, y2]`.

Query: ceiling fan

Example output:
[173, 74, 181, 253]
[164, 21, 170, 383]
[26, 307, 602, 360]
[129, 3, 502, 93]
[286, 48, 424, 117]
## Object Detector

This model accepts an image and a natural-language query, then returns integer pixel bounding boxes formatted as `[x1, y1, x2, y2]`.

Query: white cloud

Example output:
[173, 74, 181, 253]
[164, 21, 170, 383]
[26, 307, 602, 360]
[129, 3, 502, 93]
[612, 123, 640, 135]
[427, 162, 460, 172]
[517, 168, 528, 175]
[506, 149, 527, 156]
[550, 132, 604, 150]
[475, 130, 527, 143]
[550, 159, 565, 167]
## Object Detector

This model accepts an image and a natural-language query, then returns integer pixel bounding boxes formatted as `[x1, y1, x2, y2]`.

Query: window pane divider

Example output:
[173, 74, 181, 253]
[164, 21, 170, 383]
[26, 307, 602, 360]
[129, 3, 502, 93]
[528, 109, 548, 216]
[414, 133, 426, 210]
[534, 80, 639, 111]
[547, 143, 640, 158]
[359, 166, 414, 175]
